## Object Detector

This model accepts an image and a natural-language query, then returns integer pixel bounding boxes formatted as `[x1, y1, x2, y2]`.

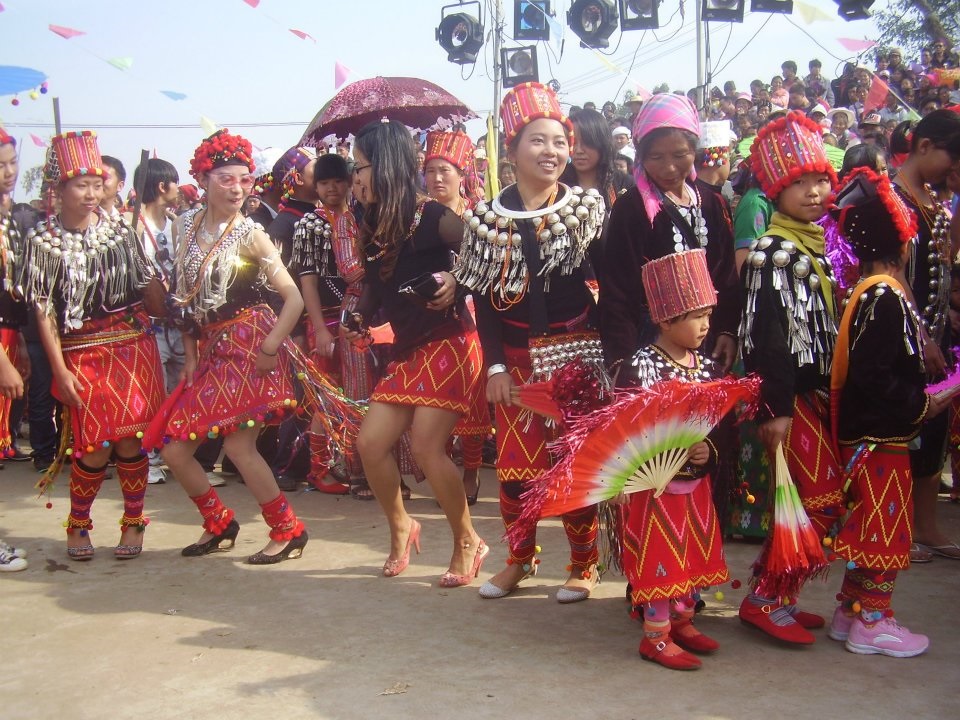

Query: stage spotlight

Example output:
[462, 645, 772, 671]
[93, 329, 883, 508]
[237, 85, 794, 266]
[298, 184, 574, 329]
[501, 46, 540, 88]
[619, 0, 660, 30]
[750, 0, 793, 13]
[701, 0, 745, 22]
[515, 1, 552, 41]
[436, 2, 485, 65]
[834, 0, 874, 20]
[567, 0, 619, 49]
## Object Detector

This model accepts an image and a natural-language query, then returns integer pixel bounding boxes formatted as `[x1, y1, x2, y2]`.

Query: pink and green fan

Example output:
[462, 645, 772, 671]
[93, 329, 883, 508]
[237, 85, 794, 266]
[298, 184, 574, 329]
[507, 376, 760, 545]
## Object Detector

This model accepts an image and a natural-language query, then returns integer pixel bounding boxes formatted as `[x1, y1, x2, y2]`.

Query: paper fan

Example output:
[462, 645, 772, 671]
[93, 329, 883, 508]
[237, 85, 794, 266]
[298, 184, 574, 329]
[752, 444, 828, 600]
[507, 375, 760, 545]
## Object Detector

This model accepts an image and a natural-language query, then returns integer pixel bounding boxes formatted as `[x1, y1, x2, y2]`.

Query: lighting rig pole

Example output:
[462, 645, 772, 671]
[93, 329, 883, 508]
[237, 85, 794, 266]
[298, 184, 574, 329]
[492, 0, 505, 121]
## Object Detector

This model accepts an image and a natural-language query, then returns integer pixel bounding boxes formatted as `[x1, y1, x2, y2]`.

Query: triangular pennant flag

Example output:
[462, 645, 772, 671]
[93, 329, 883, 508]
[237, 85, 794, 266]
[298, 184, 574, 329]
[30, 133, 47, 147]
[107, 57, 134, 71]
[546, 14, 564, 56]
[863, 73, 889, 116]
[49, 24, 85, 39]
[837, 37, 876, 53]
[242, 0, 260, 6]
[200, 116, 218, 135]
[335, 62, 352, 89]
[160, 90, 187, 101]
[0, 3, 6, 12]
[289, 29, 315, 41]
[793, 0, 834, 24]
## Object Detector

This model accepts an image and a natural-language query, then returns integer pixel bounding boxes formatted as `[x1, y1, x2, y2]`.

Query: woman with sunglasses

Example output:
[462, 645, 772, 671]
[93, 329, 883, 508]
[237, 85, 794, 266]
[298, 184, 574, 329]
[28, 131, 164, 560]
[155, 129, 313, 564]
[342, 119, 487, 587]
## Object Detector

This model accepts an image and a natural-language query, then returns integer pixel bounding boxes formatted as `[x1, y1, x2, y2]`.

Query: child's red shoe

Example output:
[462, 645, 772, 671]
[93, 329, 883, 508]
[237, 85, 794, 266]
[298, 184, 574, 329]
[639, 636, 702, 670]
[739, 596, 815, 645]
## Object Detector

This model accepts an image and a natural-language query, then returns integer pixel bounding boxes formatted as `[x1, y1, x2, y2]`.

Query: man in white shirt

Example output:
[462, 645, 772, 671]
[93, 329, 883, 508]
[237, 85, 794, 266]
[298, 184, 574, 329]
[612, 126, 635, 161]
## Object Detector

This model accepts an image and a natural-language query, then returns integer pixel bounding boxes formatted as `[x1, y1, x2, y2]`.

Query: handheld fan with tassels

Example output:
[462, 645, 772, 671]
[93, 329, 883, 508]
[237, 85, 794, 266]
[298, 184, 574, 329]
[507, 375, 760, 545]
[752, 444, 829, 600]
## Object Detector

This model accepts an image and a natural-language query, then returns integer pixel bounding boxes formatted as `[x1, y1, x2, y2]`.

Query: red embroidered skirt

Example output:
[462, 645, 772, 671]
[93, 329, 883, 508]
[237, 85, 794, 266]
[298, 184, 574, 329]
[495, 344, 555, 483]
[57, 310, 164, 452]
[370, 328, 482, 416]
[785, 391, 844, 518]
[161, 305, 297, 440]
[834, 442, 912, 571]
[0, 327, 20, 454]
[622, 477, 729, 605]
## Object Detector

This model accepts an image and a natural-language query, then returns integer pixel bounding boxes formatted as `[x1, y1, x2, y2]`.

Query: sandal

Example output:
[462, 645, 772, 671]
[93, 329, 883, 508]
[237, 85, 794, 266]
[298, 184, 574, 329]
[67, 544, 94, 561]
[115, 525, 145, 559]
[916, 541, 960, 560]
[909, 542, 934, 563]
[350, 478, 376, 501]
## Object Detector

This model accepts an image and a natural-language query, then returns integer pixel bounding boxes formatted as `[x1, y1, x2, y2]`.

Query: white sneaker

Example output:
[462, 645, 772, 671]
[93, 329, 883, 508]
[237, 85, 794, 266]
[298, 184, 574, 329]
[206, 472, 226, 488]
[148, 451, 164, 467]
[0, 548, 28, 572]
[0, 540, 26, 559]
[147, 466, 166, 484]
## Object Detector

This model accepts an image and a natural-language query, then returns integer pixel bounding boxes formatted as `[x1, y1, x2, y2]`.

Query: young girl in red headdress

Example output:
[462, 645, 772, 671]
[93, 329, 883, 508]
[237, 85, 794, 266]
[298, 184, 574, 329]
[616, 249, 728, 671]
[738, 111, 844, 644]
[156, 130, 319, 564]
[28, 131, 164, 560]
[827, 167, 947, 657]
[456, 82, 607, 602]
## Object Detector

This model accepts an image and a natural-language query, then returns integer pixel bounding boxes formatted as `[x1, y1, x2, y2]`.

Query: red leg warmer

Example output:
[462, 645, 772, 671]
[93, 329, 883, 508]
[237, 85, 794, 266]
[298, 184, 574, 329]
[189, 487, 235, 535]
[260, 493, 305, 542]
[115, 454, 149, 528]
[67, 461, 106, 535]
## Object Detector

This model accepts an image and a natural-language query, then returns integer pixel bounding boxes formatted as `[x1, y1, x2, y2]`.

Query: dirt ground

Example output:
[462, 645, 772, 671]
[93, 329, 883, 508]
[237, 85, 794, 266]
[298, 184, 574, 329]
[2, 462, 958, 720]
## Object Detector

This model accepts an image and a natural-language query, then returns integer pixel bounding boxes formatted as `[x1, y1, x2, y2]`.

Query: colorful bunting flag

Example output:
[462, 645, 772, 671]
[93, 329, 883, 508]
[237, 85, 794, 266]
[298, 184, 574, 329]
[160, 90, 187, 101]
[107, 57, 134, 71]
[335, 62, 352, 89]
[793, 0, 833, 24]
[200, 116, 218, 135]
[289, 29, 315, 41]
[837, 37, 877, 53]
[863, 73, 889, 115]
[242, 0, 260, 6]
[29, 134, 46, 147]
[48, 24, 85, 39]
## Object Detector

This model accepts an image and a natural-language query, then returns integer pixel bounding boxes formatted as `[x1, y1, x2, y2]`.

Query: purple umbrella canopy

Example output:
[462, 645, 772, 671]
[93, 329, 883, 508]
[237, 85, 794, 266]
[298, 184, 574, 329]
[300, 76, 478, 145]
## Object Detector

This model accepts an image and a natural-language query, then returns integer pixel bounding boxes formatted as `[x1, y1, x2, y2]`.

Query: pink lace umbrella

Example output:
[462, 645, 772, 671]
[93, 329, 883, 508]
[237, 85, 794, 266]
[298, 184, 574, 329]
[299, 76, 478, 145]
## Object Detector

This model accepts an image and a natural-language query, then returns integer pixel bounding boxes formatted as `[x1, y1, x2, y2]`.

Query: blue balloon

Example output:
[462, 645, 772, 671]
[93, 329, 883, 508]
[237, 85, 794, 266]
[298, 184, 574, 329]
[0, 66, 47, 96]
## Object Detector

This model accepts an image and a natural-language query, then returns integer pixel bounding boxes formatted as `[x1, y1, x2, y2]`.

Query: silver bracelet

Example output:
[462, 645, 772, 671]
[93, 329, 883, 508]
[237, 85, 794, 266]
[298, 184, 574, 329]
[486, 363, 508, 378]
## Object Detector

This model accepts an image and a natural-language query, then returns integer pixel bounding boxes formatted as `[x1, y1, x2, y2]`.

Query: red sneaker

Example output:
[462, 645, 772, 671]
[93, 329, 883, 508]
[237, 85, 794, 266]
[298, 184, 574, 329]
[739, 596, 816, 645]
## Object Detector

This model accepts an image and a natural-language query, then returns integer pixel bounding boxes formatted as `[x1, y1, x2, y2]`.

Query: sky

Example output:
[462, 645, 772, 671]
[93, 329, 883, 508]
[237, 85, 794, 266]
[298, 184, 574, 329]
[1, 0, 884, 200]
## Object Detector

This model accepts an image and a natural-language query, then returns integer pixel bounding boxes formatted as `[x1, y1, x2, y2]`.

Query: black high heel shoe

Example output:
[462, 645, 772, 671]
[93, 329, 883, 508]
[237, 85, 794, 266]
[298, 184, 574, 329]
[181, 519, 240, 557]
[466, 478, 481, 507]
[246, 530, 308, 565]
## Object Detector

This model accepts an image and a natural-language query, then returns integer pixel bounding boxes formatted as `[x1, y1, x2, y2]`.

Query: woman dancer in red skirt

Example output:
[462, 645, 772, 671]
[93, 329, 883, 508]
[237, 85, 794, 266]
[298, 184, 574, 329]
[28, 131, 164, 560]
[157, 130, 310, 564]
[342, 119, 487, 587]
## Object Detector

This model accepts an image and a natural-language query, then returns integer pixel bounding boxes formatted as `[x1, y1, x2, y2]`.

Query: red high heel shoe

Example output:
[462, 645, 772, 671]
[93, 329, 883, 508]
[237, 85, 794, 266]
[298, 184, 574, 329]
[439, 539, 489, 588]
[383, 519, 421, 577]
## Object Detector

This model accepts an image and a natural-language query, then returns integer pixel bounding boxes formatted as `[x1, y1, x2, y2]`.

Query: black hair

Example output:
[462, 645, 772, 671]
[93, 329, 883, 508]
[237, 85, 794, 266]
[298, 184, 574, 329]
[354, 119, 419, 280]
[839, 144, 886, 180]
[809, 58, 822, 69]
[133, 158, 178, 204]
[101, 155, 126, 183]
[781, 60, 798, 74]
[559, 109, 616, 194]
[636, 127, 698, 162]
[314, 153, 350, 182]
[889, 109, 960, 155]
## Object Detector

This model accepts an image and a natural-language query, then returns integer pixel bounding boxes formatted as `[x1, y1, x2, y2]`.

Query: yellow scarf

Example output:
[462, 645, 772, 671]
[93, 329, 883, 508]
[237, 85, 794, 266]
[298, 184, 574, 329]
[767, 211, 835, 320]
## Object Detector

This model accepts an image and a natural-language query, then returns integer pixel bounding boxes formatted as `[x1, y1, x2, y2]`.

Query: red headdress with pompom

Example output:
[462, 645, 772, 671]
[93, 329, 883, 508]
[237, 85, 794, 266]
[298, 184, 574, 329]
[749, 110, 837, 200]
[190, 129, 254, 181]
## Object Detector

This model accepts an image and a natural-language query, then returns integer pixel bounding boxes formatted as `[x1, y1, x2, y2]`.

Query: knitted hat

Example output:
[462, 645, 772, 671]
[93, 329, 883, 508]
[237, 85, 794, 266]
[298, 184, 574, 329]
[500, 82, 575, 148]
[190, 129, 254, 180]
[424, 130, 475, 171]
[829, 166, 917, 262]
[0, 127, 15, 147]
[272, 145, 317, 198]
[44, 131, 104, 185]
[748, 110, 837, 200]
[179, 184, 200, 204]
[642, 249, 718, 323]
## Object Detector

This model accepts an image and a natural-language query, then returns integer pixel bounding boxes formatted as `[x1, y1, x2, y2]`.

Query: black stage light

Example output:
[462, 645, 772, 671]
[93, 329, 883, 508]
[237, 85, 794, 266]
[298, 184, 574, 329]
[834, 0, 874, 20]
[619, 0, 660, 31]
[750, 0, 793, 13]
[567, 0, 619, 49]
[501, 46, 540, 87]
[515, 1, 552, 41]
[701, 0, 745, 22]
[436, 2, 485, 65]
